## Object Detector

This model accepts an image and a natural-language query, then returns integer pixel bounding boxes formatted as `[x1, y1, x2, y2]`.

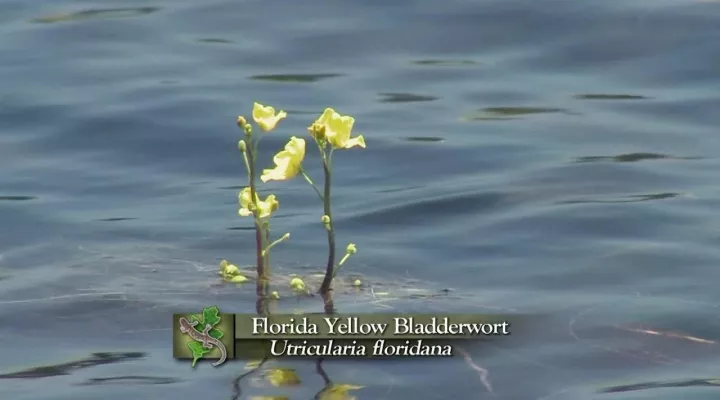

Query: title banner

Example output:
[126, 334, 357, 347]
[173, 309, 523, 366]
[236, 314, 511, 339]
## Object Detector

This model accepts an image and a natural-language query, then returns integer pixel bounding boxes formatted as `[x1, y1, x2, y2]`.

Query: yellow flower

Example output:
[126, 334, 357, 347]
[252, 102, 287, 132]
[310, 108, 366, 149]
[238, 187, 279, 218]
[261, 137, 306, 182]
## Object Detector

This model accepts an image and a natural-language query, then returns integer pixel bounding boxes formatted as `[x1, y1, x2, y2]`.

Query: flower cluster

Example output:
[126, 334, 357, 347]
[223, 102, 365, 296]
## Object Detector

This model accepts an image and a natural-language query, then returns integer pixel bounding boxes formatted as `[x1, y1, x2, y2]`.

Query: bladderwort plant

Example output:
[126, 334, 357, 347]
[222, 102, 291, 296]
[304, 108, 365, 294]
[261, 107, 365, 295]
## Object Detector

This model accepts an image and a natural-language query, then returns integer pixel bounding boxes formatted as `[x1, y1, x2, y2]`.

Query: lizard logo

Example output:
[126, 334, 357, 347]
[177, 305, 228, 367]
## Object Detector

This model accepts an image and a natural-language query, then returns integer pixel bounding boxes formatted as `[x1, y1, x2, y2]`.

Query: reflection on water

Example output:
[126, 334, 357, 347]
[0, 352, 145, 379]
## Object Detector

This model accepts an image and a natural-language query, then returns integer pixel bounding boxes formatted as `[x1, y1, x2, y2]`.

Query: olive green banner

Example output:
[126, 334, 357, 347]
[235, 314, 513, 339]
[174, 308, 522, 366]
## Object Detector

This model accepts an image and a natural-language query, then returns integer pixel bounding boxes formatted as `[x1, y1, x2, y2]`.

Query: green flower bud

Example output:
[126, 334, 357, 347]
[346, 243, 357, 255]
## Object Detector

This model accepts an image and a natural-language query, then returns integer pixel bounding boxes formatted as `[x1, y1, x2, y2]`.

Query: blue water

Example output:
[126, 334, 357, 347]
[1, 0, 719, 398]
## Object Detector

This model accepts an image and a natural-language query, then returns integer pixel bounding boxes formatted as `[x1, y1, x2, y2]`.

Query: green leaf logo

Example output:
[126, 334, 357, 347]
[180, 306, 226, 367]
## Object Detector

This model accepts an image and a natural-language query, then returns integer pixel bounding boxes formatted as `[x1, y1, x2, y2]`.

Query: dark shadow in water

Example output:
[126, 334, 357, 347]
[31, 8, 160, 23]
[464, 107, 571, 121]
[95, 217, 137, 222]
[0, 195, 36, 201]
[574, 153, 701, 163]
[404, 136, 445, 142]
[411, 59, 479, 67]
[0, 352, 145, 379]
[218, 185, 244, 190]
[249, 74, 344, 83]
[378, 93, 439, 103]
[599, 378, 720, 393]
[196, 38, 234, 44]
[558, 192, 681, 205]
[76, 376, 181, 386]
[574, 94, 648, 100]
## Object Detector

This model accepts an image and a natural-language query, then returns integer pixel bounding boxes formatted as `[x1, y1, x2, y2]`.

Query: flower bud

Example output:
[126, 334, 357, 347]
[290, 277, 305, 290]
[270, 291, 280, 300]
[238, 139, 247, 152]
[353, 279, 362, 287]
[237, 116, 247, 127]
[346, 243, 357, 255]
[321, 215, 331, 224]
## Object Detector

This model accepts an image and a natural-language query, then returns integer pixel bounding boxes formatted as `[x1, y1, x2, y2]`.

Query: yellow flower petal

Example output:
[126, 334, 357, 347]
[252, 102, 287, 132]
[260, 137, 306, 182]
[238, 187, 279, 218]
[310, 108, 365, 149]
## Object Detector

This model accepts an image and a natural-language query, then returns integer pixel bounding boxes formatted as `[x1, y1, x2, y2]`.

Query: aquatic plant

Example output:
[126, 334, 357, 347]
[227, 103, 364, 296]
[304, 108, 365, 294]
[233, 103, 291, 292]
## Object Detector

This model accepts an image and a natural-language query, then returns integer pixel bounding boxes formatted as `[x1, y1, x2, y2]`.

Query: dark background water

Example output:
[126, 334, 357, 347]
[1, 0, 720, 398]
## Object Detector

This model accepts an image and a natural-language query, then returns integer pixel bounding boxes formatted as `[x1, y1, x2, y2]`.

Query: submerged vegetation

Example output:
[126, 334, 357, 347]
[220, 102, 365, 303]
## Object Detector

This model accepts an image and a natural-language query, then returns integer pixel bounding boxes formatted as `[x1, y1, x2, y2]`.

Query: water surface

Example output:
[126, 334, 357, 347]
[1, 0, 720, 399]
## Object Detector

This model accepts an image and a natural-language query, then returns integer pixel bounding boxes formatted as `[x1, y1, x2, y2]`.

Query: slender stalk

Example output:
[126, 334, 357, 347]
[245, 142, 266, 294]
[318, 150, 336, 294]
[300, 169, 324, 202]
[263, 222, 272, 277]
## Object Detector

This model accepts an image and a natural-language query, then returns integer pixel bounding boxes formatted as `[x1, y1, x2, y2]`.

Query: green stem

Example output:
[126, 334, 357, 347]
[263, 221, 271, 276]
[263, 232, 289, 257]
[318, 149, 336, 294]
[300, 168, 324, 202]
[245, 139, 266, 293]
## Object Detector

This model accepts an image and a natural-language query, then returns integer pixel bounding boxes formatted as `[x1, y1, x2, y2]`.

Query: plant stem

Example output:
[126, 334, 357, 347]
[318, 150, 336, 294]
[263, 221, 271, 276]
[245, 142, 266, 294]
[300, 169, 324, 202]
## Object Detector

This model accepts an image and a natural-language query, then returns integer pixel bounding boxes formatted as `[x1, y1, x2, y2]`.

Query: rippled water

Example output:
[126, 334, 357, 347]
[2, 0, 720, 398]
